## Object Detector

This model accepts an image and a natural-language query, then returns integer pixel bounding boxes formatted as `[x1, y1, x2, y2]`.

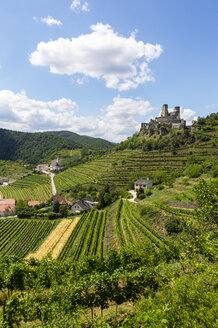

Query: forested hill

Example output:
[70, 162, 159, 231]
[0, 128, 79, 164]
[46, 130, 115, 149]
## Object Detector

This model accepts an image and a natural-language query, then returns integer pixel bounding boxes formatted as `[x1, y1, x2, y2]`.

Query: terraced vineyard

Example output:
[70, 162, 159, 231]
[54, 167, 96, 194]
[115, 200, 173, 251]
[59, 209, 107, 261]
[0, 219, 58, 257]
[54, 139, 218, 192]
[0, 174, 52, 200]
[97, 145, 218, 187]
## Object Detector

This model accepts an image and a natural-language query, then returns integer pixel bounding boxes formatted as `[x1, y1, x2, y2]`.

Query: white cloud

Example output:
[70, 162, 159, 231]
[71, 0, 89, 12]
[97, 96, 155, 141]
[29, 23, 163, 91]
[0, 90, 155, 142]
[41, 16, 62, 26]
[82, 2, 89, 12]
[76, 77, 88, 85]
[181, 108, 196, 125]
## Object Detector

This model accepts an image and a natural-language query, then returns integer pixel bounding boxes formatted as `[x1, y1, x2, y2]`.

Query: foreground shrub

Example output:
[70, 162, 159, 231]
[165, 217, 182, 234]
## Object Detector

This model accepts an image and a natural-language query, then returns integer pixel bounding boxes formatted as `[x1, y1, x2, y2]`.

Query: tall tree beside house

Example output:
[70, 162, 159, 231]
[52, 200, 60, 213]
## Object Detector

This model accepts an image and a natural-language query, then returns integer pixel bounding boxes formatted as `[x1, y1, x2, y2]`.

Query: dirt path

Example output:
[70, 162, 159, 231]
[26, 218, 80, 260]
[50, 173, 56, 196]
[126, 190, 137, 203]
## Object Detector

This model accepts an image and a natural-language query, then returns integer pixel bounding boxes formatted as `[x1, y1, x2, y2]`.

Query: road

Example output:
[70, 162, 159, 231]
[50, 173, 57, 196]
[128, 190, 137, 203]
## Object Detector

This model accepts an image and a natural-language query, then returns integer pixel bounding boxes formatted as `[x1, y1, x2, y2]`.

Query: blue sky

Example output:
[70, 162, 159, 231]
[0, 0, 217, 142]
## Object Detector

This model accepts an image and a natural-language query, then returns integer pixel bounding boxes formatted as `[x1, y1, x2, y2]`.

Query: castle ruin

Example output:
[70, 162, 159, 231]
[140, 104, 186, 136]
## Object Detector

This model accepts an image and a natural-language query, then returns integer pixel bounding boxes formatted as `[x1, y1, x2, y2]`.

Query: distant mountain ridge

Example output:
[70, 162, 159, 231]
[0, 128, 114, 164]
[46, 131, 115, 149]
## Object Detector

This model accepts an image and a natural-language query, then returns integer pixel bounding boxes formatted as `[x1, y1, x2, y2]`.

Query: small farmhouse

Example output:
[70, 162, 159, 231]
[71, 199, 96, 213]
[134, 178, 152, 190]
[0, 199, 16, 216]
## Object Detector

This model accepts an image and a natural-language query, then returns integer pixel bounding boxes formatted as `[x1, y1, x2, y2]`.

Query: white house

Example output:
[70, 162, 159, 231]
[134, 178, 152, 190]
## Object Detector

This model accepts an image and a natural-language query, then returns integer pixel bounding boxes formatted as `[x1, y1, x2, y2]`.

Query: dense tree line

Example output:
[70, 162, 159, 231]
[47, 131, 115, 150]
[0, 128, 80, 164]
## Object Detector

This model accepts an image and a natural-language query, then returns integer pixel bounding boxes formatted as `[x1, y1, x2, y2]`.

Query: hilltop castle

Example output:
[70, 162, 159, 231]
[140, 104, 186, 136]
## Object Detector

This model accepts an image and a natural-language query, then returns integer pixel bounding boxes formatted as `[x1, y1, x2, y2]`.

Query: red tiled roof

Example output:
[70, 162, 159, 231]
[28, 200, 46, 207]
[0, 199, 16, 205]
[52, 195, 67, 205]
[0, 199, 16, 213]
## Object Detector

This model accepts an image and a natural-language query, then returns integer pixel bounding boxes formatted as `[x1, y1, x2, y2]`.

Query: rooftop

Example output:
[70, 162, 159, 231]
[135, 179, 152, 184]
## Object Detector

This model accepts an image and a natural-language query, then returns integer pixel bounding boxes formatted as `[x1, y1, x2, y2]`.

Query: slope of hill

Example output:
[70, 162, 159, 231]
[0, 114, 217, 327]
[0, 128, 79, 164]
[116, 112, 218, 152]
[47, 130, 115, 149]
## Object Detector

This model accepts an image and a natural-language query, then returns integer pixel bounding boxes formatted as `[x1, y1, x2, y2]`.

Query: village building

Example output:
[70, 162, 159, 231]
[140, 104, 186, 136]
[50, 157, 61, 171]
[35, 164, 49, 172]
[71, 199, 96, 213]
[0, 199, 16, 216]
[52, 195, 72, 206]
[134, 178, 153, 190]
[28, 200, 46, 207]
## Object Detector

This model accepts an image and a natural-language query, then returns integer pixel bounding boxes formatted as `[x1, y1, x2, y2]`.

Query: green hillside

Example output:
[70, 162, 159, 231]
[1, 113, 217, 202]
[0, 128, 80, 164]
[0, 178, 216, 327]
[0, 120, 217, 326]
[47, 130, 115, 149]
[52, 112, 218, 194]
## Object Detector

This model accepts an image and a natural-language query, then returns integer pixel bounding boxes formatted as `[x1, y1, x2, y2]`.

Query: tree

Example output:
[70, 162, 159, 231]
[52, 200, 60, 213]
[110, 270, 126, 317]
[194, 180, 218, 224]
[136, 187, 145, 200]
[165, 217, 182, 234]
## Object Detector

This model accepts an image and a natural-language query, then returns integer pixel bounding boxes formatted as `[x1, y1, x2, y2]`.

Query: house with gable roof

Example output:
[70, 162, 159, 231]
[134, 178, 152, 190]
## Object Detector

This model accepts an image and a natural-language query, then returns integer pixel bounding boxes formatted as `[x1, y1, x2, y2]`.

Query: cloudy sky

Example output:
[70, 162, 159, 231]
[0, 0, 217, 142]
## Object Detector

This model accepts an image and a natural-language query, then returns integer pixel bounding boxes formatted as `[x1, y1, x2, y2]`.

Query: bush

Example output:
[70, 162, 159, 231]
[140, 205, 159, 217]
[184, 164, 203, 178]
[157, 185, 164, 190]
[47, 212, 61, 220]
[145, 189, 152, 197]
[165, 217, 182, 234]
[136, 187, 145, 200]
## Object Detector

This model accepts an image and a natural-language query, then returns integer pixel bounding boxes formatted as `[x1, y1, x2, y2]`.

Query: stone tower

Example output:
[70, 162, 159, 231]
[173, 106, 180, 120]
[161, 104, 169, 117]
